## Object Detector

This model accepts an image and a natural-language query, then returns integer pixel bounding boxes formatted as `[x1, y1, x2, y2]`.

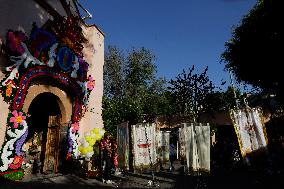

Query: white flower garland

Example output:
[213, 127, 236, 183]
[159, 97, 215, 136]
[10, 43, 45, 68]
[1, 66, 19, 88]
[69, 128, 79, 158]
[0, 121, 28, 172]
[2, 42, 82, 89]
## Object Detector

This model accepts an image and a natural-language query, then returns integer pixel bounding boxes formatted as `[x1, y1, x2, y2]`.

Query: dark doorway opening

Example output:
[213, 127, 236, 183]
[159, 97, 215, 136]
[211, 125, 242, 174]
[26, 92, 65, 175]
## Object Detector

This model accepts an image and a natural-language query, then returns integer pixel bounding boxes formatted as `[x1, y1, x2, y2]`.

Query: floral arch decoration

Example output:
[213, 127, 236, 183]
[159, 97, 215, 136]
[0, 17, 95, 179]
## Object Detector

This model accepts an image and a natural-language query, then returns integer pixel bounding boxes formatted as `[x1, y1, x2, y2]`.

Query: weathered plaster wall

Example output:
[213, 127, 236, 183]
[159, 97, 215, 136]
[79, 25, 104, 137]
[0, 97, 9, 148]
[0, 0, 53, 38]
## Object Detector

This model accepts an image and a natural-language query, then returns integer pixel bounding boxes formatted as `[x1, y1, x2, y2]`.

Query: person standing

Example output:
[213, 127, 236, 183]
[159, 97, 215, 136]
[100, 135, 112, 184]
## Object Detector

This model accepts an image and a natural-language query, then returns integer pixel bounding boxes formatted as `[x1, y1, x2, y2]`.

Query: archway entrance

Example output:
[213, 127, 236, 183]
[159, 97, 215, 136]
[25, 92, 66, 174]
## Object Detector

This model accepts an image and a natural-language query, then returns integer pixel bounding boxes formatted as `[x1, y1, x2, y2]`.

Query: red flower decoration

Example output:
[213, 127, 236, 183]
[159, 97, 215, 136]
[8, 156, 23, 170]
[66, 152, 72, 160]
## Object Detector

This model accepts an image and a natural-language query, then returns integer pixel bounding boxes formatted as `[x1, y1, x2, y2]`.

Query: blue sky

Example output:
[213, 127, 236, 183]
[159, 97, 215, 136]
[80, 0, 257, 89]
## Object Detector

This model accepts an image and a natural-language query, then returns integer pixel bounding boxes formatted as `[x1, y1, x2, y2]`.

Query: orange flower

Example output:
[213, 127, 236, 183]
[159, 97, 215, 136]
[87, 76, 95, 91]
[13, 156, 22, 164]
[6, 85, 13, 97]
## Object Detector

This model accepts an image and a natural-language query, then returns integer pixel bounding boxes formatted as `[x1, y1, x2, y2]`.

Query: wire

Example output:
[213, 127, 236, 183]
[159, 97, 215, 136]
[74, 0, 93, 20]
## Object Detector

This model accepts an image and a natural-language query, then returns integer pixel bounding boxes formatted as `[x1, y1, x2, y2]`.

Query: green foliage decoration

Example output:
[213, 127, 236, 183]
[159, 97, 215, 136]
[2, 170, 24, 181]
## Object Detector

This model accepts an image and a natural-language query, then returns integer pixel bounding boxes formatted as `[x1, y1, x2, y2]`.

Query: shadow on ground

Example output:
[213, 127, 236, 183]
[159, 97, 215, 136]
[172, 165, 284, 189]
[0, 174, 114, 189]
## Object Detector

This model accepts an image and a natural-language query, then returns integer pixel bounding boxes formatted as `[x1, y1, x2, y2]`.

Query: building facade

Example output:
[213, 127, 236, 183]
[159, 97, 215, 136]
[0, 0, 104, 179]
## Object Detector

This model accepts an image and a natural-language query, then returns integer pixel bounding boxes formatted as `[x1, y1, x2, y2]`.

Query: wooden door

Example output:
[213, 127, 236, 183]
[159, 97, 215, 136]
[43, 115, 61, 173]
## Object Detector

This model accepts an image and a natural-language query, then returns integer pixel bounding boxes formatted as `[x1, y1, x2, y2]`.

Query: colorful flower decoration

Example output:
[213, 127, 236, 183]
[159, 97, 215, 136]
[30, 26, 56, 51]
[87, 75, 95, 91]
[8, 156, 23, 170]
[52, 16, 85, 57]
[6, 31, 27, 55]
[68, 125, 79, 158]
[15, 129, 28, 156]
[57, 46, 74, 72]
[5, 84, 13, 97]
[2, 170, 25, 181]
[2, 79, 17, 88]
[29, 25, 57, 60]
[9, 110, 26, 129]
[0, 117, 28, 173]
[78, 57, 89, 80]
[0, 17, 97, 179]
[71, 122, 79, 133]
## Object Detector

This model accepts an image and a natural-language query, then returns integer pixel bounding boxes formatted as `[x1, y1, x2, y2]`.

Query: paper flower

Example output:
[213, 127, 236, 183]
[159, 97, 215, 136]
[5, 84, 13, 97]
[6, 31, 27, 55]
[8, 156, 23, 170]
[2, 78, 17, 88]
[9, 110, 26, 129]
[71, 122, 79, 133]
[87, 75, 95, 91]
[29, 26, 56, 52]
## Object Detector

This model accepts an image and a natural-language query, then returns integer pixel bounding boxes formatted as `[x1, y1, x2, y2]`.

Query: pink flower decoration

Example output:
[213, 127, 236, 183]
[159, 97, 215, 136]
[9, 110, 26, 129]
[7, 31, 27, 54]
[87, 76, 95, 91]
[71, 122, 79, 133]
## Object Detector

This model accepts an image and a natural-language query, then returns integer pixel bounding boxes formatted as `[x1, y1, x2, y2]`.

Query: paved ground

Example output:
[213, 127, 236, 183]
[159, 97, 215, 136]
[0, 172, 174, 189]
[1, 160, 284, 189]
[0, 164, 179, 189]
[1, 169, 284, 189]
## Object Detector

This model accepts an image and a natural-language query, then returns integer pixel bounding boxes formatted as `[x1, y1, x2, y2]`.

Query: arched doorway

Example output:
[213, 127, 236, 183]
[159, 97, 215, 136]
[25, 92, 66, 174]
